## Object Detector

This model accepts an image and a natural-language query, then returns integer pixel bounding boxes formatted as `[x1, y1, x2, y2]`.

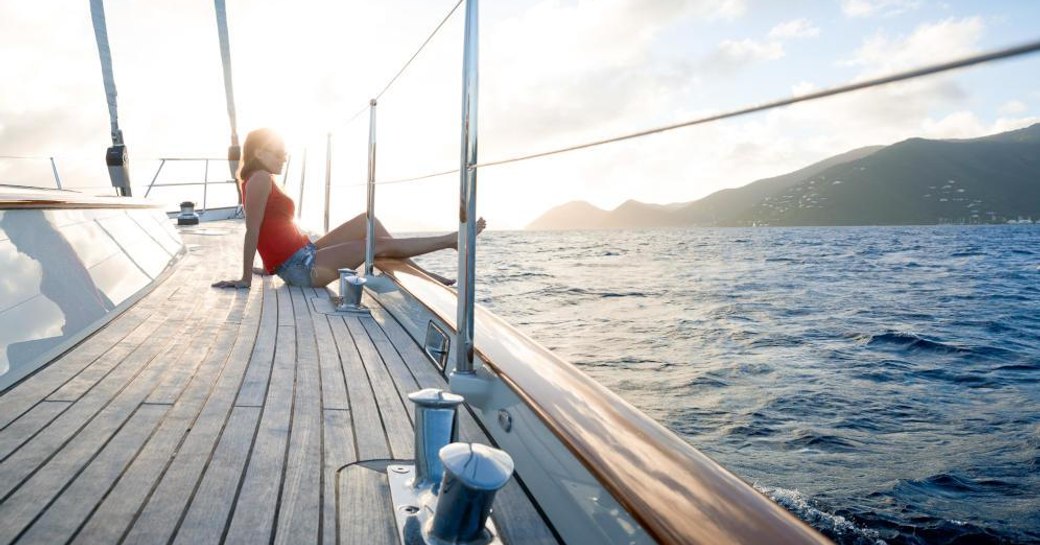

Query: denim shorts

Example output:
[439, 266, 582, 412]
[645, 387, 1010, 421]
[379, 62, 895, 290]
[276, 242, 317, 287]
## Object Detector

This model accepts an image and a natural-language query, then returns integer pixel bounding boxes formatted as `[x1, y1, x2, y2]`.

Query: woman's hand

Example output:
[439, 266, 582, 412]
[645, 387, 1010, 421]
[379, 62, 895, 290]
[212, 278, 251, 289]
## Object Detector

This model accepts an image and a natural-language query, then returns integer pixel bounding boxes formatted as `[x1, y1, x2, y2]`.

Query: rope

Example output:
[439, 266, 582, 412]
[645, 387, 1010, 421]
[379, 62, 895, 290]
[340, 0, 465, 127]
[472, 38, 1040, 170]
[361, 38, 1040, 187]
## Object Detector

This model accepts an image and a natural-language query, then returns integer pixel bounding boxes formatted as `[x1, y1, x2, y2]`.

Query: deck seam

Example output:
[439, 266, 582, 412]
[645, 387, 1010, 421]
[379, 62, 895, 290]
[338, 316, 392, 461]
[9, 276, 222, 543]
[63, 404, 173, 545]
[7, 402, 156, 544]
[268, 285, 300, 545]
[0, 287, 206, 506]
[158, 281, 269, 544]
[107, 279, 261, 545]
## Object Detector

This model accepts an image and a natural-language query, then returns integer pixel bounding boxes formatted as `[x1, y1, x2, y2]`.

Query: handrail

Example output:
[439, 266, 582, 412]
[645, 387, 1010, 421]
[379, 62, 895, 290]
[375, 260, 830, 545]
[0, 156, 64, 190]
[143, 158, 240, 211]
[0, 187, 163, 210]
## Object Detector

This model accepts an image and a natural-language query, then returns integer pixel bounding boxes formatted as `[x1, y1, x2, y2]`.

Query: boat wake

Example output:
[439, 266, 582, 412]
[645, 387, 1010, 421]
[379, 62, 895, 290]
[754, 485, 887, 545]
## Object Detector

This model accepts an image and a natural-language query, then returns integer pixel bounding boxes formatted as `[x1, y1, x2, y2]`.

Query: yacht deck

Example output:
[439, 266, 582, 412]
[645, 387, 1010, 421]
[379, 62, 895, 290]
[0, 221, 555, 545]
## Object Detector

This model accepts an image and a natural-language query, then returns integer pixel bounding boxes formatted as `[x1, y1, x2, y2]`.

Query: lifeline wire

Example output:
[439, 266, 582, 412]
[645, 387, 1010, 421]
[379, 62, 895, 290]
[341, 0, 465, 127]
[472, 38, 1040, 170]
[348, 36, 1040, 188]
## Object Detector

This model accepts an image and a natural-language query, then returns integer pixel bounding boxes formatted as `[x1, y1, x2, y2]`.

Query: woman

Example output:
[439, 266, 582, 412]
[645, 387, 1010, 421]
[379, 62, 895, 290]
[213, 128, 483, 289]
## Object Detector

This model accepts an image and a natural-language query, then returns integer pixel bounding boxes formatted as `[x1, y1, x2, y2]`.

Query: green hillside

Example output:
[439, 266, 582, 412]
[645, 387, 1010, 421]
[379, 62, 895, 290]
[526, 124, 1040, 229]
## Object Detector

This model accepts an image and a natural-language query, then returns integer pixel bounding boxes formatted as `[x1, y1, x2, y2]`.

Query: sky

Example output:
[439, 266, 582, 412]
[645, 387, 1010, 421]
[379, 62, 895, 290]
[1, 0, 1039, 231]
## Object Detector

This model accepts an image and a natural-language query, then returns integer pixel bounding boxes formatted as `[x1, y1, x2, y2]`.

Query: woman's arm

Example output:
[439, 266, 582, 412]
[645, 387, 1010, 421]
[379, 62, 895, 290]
[213, 173, 273, 289]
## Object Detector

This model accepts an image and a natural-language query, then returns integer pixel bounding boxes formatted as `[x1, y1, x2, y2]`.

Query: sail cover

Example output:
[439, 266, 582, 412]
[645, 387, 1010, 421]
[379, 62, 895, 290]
[215, 0, 239, 148]
[89, 0, 122, 145]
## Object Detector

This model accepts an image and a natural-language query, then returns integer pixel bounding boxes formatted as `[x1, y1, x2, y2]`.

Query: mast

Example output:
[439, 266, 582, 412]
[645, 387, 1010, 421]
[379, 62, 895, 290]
[89, 0, 131, 196]
[214, 0, 241, 188]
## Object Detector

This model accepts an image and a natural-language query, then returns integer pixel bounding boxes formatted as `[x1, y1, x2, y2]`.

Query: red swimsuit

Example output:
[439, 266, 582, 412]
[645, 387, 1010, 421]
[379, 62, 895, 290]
[244, 175, 310, 274]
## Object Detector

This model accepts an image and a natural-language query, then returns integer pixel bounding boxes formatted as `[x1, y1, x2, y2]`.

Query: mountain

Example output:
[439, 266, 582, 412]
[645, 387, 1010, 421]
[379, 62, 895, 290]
[526, 124, 1040, 229]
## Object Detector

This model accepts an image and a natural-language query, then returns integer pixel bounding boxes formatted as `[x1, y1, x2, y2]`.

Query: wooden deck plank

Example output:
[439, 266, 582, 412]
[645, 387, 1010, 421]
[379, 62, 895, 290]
[0, 306, 196, 502]
[235, 276, 279, 407]
[223, 286, 298, 544]
[0, 348, 183, 545]
[44, 259, 207, 403]
[337, 463, 398, 545]
[145, 289, 236, 404]
[344, 318, 413, 460]
[272, 287, 324, 545]
[79, 284, 261, 545]
[13, 404, 168, 545]
[359, 314, 422, 413]
[327, 316, 390, 461]
[0, 402, 69, 462]
[322, 409, 355, 545]
[0, 260, 187, 429]
[310, 288, 350, 411]
[171, 406, 261, 545]
[0, 222, 562, 545]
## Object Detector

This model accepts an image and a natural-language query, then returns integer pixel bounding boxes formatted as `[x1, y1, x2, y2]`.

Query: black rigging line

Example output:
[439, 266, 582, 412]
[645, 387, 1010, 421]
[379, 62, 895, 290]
[348, 37, 1040, 188]
[342, 0, 465, 127]
[472, 38, 1040, 170]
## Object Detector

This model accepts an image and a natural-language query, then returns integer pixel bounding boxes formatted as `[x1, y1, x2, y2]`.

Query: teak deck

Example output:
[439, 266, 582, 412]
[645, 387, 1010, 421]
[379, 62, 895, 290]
[0, 223, 555, 545]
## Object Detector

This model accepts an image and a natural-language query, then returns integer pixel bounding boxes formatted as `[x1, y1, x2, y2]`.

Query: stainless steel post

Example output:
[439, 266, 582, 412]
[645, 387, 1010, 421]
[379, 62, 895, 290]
[144, 159, 166, 198]
[455, 0, 479, 375]
[324, 133, 332, 234]
[428, 443, 513, 544]
[281, 155, 291, 188]
[407, 388, 463, 489]
[202, 158, 209, 211]
[49, 157, 62, 190]
[365, 99, 377, 277]
[297, 148, 307, 219]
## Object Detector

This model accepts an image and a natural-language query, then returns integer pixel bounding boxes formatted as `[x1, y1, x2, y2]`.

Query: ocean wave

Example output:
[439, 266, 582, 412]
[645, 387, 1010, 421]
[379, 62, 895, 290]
[785, 429, 863, 452]
[894, 472, 1021, 498]
[860, 331, 972, 354]
[754, 485, 887, 545]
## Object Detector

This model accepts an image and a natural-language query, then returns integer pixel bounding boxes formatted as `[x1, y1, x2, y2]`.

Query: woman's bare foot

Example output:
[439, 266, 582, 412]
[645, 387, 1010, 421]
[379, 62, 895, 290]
[428, 271, 456, 286]
[450, 217, 487, 250]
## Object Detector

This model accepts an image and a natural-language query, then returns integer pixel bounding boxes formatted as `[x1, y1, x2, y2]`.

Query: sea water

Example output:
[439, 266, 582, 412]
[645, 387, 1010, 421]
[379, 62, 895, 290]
[415, 225, 1040, 545]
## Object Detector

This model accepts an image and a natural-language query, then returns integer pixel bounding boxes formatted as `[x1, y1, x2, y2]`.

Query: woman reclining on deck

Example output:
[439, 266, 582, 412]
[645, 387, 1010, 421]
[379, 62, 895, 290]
[213, 128, 483, 289]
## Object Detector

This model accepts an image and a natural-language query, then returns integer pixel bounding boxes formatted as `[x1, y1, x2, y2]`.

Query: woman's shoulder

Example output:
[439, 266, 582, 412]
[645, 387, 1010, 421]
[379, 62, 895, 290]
[246, 170, 275, 184]
[244, 170, 275, 190]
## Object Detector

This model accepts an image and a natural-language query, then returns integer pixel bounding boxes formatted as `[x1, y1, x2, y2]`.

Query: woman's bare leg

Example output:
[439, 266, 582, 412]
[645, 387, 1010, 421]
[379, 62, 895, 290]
[311, 233, 457, 287]
[315, 213, 454, 284]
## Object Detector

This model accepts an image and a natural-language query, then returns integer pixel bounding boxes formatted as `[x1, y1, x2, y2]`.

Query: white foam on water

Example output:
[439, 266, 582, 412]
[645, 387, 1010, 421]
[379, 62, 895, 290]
[754, 484, 888, 545]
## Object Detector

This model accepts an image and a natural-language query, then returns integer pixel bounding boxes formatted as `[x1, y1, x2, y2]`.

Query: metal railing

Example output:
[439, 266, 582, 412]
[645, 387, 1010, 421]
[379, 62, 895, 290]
[0, 156, 64, 190]
[143, 157, 239, 213]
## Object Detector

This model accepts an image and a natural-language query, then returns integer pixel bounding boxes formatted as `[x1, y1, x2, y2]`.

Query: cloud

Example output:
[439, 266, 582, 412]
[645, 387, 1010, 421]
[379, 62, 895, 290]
[998, 100, 1027, 115]
[768, 19, 820, 40]
[699, 38, 785, 74]
[844, 17, 983, 76]
[841, 0, 922, 18]
[921, 110, 1040, 139]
